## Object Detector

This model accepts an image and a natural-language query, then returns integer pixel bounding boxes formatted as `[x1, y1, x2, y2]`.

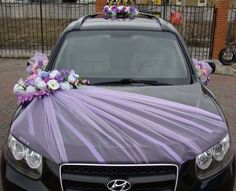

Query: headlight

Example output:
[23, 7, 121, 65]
[8, 135, 25, 161]
[6, 134, 42, 179]
[195, 134, 233, 179]
[25, 149, 42, 169]
[213, 134, 230, 161]
[196, 149, 213, 170]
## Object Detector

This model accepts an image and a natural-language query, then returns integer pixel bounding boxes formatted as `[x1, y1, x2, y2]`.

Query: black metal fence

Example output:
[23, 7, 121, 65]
[0, 0, 96, 56]
[228, 5, 236, 43]
[137, 4, 216, 60]
[0, 1, 216, 60]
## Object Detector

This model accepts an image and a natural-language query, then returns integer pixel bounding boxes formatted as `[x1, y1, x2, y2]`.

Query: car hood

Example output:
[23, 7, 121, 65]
[106, 82, 220, 115]
[11, 84, 228, 165]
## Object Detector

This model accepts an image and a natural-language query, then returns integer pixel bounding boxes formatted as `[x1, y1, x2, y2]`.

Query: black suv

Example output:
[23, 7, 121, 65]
[1, 13, 235, 191]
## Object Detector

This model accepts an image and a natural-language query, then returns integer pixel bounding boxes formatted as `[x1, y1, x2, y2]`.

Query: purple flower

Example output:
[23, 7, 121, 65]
[55, 75, 64, 83]
[37, 59, 44, 68]
[111, 5, 117, 11]
[17, 89, 51, 104]
[60, 69, 70, 78]
[111, 5, 119, 13]
[34, 89, 50, 98]
[40, 71, 50, 79]
[25, 79, 35, 86]
[130, 6, 136, 12]
[44, 77, 51, 83]
[103, 5, 109, 13]
[17, 93, 34, 104]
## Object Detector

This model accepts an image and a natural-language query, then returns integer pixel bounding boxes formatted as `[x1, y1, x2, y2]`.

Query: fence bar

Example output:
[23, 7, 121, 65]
[209, 5, 216, 59]
[228, 5, 236, 43]
[40, 0, 44, 52]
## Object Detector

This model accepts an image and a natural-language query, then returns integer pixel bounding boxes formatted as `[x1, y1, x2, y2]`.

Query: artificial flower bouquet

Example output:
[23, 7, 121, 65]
[192, 58, 212, 85]
[103, 0, 138, 19]
[13, 53, 89, 104]
[103, 5, 139, 19]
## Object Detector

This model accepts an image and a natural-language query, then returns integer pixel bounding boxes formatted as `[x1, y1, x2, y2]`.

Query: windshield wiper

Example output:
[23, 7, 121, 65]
[91, 79, 172, 86]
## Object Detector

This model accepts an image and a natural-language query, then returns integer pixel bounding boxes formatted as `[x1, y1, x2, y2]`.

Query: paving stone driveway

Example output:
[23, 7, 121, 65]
[0, 58, 235, 191]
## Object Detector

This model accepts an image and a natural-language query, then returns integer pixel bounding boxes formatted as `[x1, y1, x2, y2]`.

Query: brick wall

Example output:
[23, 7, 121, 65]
[212, 0, 230, 59]
[96, 0, 106, 12]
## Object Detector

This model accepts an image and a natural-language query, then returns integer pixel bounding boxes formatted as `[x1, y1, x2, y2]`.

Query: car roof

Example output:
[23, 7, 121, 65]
[64, 13, 177, 32]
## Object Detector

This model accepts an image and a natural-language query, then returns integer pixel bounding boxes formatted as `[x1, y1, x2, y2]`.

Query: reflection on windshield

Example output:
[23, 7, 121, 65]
[54, 30, 191, 85]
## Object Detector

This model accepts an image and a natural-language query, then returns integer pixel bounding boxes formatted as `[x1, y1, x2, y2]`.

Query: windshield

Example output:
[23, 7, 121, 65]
[54, 30, 191, 85]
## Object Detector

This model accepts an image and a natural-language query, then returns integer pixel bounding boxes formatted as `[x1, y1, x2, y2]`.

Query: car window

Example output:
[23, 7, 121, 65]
[54, 30, 191, 85]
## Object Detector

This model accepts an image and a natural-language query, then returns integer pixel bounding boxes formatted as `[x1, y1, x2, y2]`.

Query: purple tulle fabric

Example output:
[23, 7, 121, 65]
[11, 87, 227, 165]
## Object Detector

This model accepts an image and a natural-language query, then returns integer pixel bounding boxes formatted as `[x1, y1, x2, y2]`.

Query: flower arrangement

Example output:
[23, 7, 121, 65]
[169, 10, 182, 26]
[192, 59, 212, 85]
[13, 53, 89, 104]
[103, 0, 138, 19]
[103, 5, 139, 19]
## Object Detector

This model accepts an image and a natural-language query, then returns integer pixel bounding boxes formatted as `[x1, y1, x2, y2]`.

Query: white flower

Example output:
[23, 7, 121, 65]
[74, 73, 79, 78]
[18, 78, 25, 86]
[49, 70, 60, 79]
[70, 70, 76, 74]
[118, 5, 124, 11]
[26, 86, 36, 93]
[34, 77, 42, 84]
[68, 74, 77, 83]
[47, 79, 60, 90]
[38, 70, 43, 77]
[36, 80, 47, 90]
[68, 70, 79, 83]
[60, 82, 72, 90]
[125, 7, 130, 14]
[13, 84, 25, 94]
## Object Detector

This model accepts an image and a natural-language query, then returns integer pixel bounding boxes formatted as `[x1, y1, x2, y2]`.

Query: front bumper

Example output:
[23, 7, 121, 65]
[1, 154, 235, 191]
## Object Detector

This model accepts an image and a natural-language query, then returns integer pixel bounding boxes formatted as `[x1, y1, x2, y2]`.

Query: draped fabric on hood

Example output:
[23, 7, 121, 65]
[11, 87, 228, 165]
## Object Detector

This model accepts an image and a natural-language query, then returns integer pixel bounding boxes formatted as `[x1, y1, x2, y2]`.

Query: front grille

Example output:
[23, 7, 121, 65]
[60, 164, 178, 191]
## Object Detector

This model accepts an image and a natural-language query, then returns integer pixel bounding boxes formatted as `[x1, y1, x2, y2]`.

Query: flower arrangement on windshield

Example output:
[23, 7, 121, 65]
[13, 53, 89, 104]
